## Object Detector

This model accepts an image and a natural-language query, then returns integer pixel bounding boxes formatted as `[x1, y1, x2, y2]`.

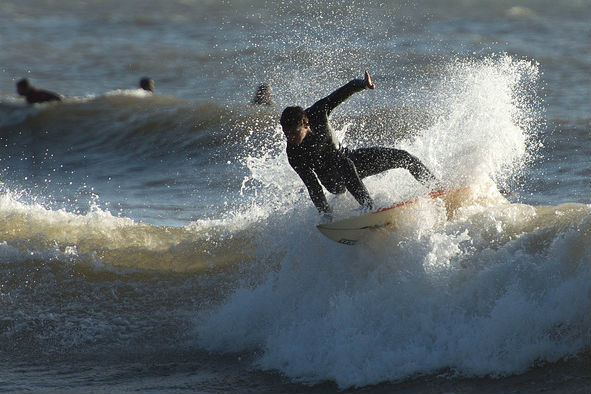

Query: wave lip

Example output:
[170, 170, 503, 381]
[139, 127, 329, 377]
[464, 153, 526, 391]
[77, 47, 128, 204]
[0, 191, 258, 273]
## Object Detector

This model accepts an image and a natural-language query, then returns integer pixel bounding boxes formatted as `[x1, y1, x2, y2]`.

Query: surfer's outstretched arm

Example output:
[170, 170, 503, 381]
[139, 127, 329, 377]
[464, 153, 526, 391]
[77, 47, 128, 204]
[309, 71, 375, 117]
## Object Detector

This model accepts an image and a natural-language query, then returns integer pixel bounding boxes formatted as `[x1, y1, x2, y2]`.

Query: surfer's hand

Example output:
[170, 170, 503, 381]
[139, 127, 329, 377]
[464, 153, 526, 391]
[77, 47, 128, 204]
[364, 70, 375, 90]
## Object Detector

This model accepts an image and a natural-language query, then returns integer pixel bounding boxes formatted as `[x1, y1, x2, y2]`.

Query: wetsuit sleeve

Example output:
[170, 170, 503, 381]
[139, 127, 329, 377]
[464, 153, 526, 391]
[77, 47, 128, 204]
[308, 79, 367, 117]
[289, 159, 331, 214]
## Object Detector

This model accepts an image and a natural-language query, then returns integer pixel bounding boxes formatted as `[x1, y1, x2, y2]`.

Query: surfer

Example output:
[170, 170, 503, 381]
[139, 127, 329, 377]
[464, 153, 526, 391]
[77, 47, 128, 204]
[280, 70, 437, 219]
[252, 83, 273, 105]
[140, 77, 155, 92]
[16, 78, 61, 104]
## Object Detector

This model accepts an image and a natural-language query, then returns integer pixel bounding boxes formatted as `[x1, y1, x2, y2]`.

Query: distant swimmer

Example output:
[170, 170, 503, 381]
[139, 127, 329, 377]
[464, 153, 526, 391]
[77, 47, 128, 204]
[280, 71, 438, 219]
[252, 83, 272, 105]
[139, 77, 155, 92]
[16, 78, 61, 104]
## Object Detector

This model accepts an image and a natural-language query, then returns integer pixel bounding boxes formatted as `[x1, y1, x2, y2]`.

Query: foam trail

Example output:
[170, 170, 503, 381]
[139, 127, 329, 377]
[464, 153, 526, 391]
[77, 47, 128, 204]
[195, 197, 590, 387]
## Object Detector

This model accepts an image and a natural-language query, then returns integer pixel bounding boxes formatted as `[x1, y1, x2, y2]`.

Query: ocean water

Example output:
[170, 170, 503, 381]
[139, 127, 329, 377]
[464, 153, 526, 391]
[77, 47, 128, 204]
[0, 0, 589, 393]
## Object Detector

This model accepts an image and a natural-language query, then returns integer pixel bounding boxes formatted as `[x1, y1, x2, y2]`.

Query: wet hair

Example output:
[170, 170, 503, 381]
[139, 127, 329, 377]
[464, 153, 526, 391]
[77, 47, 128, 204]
[16, 78, 32, 90]
[140, 77, 154, 92]
[252, 83, 272, 105]
[280, 106, 307, 130]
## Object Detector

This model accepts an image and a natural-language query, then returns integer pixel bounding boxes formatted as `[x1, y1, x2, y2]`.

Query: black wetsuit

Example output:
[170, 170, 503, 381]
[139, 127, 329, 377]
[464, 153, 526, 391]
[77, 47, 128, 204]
[24, 88, 61, 104]
[286, 78, 435, 215]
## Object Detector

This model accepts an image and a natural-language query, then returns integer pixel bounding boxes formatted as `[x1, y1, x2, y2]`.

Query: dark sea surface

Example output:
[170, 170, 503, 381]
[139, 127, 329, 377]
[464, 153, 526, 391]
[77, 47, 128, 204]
[0, 0, 589, 393]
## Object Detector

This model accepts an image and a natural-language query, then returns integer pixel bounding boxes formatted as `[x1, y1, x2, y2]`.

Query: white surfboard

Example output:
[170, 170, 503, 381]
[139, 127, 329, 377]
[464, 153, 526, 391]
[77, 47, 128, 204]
[317, 188, 472, 245]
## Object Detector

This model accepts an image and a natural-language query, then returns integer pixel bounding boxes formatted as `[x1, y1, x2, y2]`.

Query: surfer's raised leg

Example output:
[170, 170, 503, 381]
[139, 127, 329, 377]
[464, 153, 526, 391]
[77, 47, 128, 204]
[338, 156, 375, 210]
[348, 147, 438, 186]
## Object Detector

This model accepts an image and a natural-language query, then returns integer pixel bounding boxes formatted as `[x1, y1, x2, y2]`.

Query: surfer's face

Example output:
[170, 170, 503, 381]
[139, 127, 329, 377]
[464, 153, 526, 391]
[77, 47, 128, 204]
[284, 119, 310, 145]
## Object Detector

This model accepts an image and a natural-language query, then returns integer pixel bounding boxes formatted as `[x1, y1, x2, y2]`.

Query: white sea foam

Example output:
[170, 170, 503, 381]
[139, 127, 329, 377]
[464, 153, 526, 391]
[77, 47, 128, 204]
[196, 192, 590, 387]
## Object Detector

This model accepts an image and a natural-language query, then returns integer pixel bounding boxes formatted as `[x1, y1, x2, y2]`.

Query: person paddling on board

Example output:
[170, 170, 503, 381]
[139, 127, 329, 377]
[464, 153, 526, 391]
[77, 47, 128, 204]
[280, 70, 437, 220]
[16, 78, 62, 104]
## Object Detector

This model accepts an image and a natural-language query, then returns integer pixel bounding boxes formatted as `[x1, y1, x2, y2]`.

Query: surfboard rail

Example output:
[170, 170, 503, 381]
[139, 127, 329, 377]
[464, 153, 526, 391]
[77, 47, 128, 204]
[317, 188, 470, 245]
